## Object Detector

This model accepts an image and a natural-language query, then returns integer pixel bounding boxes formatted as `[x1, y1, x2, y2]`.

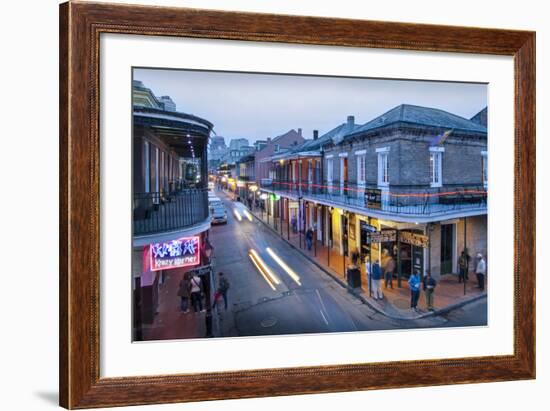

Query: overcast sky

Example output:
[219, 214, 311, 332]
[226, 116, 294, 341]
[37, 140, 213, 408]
[134, 68, 487, 144]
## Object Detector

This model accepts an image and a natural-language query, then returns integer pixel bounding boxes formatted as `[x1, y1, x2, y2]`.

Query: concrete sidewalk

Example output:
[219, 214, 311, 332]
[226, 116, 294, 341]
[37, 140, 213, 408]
[140, 268, 207, 341]
[244, 196, 486, 321]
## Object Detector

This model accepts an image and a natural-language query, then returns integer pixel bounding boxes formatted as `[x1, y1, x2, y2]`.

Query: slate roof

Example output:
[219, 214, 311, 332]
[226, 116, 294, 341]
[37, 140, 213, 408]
[289, 121, 361, 154]
[345, 104, 487, 142]
[470, 106, 488, 127]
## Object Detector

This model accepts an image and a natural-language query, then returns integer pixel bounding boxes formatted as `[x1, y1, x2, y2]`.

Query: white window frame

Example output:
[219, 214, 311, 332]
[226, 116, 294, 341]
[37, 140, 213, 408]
[429, 146, 444, 188]
[481, 150, 488, 188]
[339, 156, 347, 186]
[376, 147, 390, 188]
[356, 152, 366, 186]
[154, 146, 159, 193]
[144, 141, 150, 193]
[326, 158, 334, 192]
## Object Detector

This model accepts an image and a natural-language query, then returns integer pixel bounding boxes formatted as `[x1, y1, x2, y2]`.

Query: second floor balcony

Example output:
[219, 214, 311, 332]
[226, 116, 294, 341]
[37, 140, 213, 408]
[259, 178, 487, 220]
[133, 188, 209, 237]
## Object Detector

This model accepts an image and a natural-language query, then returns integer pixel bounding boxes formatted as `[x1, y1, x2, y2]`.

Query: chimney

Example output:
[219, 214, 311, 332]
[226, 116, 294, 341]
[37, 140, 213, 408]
[297, 128, 302, 136]
[313, 130, 319, 140]
[347, 115, 355, 127]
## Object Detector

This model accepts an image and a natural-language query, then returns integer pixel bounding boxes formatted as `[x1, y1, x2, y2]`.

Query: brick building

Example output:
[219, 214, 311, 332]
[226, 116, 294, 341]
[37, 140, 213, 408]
[260, 104, 488, 283]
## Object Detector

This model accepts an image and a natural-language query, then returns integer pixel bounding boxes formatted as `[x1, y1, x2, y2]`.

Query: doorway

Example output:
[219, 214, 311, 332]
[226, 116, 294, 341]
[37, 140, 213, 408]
[440, 223, 455, 274]
[340, 157, 348, 196]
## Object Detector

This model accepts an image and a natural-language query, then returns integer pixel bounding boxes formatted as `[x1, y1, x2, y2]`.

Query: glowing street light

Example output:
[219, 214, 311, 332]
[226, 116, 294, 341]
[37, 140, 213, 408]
[266, 247, 302, 285]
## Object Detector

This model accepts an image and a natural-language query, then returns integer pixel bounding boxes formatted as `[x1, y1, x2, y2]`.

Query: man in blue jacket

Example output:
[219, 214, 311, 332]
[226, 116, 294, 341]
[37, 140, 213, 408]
[371, 259, 383, 300]
[408, 270, 421, 312]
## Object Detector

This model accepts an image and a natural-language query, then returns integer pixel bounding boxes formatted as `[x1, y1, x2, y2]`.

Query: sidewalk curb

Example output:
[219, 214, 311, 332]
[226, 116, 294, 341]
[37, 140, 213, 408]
[248, 203, 487, 321]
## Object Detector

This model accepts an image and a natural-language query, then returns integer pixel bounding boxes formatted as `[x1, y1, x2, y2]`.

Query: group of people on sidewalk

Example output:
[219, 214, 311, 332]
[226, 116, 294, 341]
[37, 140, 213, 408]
[366, 249, 398, 301]
[459, 249, 487, 290]
[177, 271, 230, 314]
[366, 249, 487, 313]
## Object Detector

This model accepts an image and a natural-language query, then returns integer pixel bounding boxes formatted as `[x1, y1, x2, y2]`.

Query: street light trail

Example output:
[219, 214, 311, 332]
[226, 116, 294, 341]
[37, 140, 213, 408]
[233, 208, 242, 221]
[249, 249, 281, 287]
[319, 310, 329, 325]
[266, 247, 302, 286]
[249, 251, 276, 290]
[242, 209, 254, 222]
[315, 289, 331, 325]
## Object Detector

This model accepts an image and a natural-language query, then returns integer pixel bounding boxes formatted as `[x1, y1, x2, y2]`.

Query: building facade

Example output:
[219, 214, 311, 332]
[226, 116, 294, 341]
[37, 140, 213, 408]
[132, 81, 214, 338]
[260, 105, 487, 284]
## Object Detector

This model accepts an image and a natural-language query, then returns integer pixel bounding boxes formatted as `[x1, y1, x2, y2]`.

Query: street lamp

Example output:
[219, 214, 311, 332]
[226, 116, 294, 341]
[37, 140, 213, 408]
[203, 240, 214, 338]
[249, 184, 258, 211]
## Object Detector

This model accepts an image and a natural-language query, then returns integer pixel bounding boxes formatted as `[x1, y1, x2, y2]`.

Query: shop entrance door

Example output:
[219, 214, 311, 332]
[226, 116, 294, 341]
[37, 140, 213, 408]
[341, 213, 349, 256]
[440, 224, 455, 274]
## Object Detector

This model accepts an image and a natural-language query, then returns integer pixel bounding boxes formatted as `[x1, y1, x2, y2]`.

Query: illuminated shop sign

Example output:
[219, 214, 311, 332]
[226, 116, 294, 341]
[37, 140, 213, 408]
[150, 236, 200, 271]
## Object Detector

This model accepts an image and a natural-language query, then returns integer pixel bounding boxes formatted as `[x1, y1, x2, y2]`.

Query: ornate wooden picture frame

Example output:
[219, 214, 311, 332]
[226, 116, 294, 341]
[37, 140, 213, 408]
[59, 1, 535, 408]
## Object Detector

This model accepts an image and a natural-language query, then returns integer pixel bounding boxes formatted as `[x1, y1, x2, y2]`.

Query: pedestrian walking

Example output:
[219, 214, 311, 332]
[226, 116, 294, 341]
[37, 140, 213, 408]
[212, 272, 230, 311]
[291, 215, 297, 233]
[371, 259, 383, 300]
[382, 250, 395, 289]
[475, 253, 487, 290]
[305, 227, 313, 250]
[458, 249, 471, 283]
[177, 273, 191, 313]
[408, 270, 421, 311]
[189, 273, 204, 313]
[423, 270, 437, 311]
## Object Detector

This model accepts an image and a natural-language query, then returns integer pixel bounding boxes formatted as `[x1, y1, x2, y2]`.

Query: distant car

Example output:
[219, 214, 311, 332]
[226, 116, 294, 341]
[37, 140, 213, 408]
[210, 202, 227, 224]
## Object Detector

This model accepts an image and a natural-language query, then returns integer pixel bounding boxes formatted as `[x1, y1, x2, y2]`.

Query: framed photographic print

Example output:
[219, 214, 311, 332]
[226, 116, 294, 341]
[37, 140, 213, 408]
[59, 1, 535, 409]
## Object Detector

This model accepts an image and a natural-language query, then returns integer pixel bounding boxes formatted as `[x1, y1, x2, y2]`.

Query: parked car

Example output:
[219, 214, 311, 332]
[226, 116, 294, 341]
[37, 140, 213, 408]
[210, 202, 227, 224]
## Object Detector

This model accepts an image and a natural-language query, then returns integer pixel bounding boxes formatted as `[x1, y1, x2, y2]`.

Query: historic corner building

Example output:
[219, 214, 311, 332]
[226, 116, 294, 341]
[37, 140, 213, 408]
[131, 80, 214, 333]
[260, 104, 488, 285]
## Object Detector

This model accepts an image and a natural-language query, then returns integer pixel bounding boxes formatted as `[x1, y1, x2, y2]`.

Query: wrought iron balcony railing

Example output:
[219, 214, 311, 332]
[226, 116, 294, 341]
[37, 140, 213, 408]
[133, 188, 209, 236]
[259, 179, 487, 217]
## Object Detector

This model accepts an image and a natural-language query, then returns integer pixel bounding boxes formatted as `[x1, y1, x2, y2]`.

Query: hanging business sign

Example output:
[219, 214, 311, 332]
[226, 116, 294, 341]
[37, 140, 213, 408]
[365, 230, 396, 244]
[150, 236, 200, 271]
[365, 188, 382, 209]
[399, 231, 430, 248]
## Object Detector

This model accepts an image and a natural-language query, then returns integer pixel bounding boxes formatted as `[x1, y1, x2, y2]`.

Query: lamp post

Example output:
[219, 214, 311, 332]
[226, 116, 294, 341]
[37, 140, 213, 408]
[298, 196, 303, 249]
[249, 184, 258, 212]
[203, 239, 214, 338]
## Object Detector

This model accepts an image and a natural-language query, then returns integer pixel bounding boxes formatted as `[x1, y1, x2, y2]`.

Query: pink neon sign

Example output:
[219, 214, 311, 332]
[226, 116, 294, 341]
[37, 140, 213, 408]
[149, 236, 201, 271]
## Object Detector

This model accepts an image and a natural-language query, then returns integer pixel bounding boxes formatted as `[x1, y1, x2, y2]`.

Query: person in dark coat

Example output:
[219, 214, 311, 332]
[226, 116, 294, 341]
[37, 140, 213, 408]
[177, 273, 191, 313]
[305, 227, 314, 250]
[212, 272, 230, 311]
[423, 270, 437, 311]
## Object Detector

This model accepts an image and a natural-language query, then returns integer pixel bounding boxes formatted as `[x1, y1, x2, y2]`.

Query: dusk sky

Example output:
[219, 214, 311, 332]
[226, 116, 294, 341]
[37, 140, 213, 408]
[134, 68, 487, 144]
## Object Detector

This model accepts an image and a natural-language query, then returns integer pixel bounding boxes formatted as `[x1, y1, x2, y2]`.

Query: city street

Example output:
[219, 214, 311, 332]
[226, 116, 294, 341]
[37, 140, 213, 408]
[208, 188, 487, 338]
